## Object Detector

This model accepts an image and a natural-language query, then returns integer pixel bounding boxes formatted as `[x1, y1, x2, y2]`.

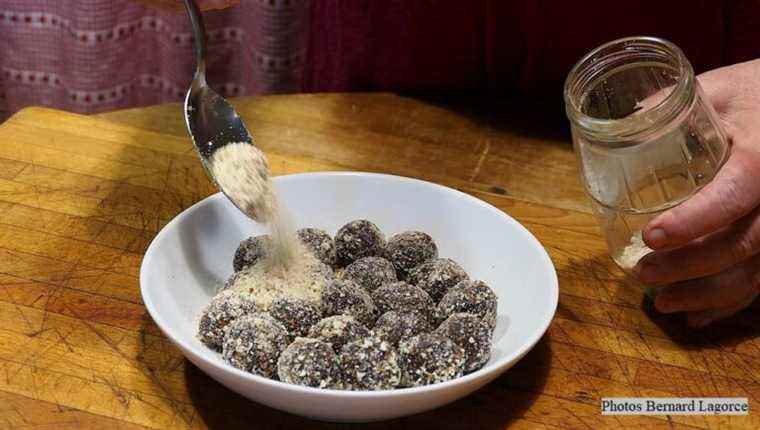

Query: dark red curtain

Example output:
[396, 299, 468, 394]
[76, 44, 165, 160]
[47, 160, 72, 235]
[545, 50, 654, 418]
[304, 1, 759, 97]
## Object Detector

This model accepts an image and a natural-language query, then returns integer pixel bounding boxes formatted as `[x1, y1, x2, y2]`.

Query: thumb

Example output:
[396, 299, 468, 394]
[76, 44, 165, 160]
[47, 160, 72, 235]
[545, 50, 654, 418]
[644, 146, 760, 249]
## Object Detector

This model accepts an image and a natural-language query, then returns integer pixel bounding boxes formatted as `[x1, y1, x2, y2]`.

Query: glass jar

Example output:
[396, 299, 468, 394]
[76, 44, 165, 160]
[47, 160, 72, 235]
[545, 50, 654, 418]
[564, 36, 730, 274]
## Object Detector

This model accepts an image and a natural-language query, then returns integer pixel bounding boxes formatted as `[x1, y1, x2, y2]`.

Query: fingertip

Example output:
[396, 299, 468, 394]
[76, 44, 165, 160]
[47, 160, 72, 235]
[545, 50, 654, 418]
[643, 226, 668, 250]
[634, 254, 662, 284]
[687, 313, 713, 328]
[654, 293, 675, 313]
[637, 267, 658, 285]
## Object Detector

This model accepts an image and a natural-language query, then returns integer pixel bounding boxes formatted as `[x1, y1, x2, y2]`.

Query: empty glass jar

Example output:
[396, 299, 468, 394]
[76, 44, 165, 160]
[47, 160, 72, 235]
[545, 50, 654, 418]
[564, 36, 730, 274]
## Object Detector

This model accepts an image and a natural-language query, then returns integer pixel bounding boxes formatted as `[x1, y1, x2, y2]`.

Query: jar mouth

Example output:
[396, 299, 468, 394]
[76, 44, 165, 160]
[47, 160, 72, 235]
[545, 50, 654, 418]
[564, 36, 694, 146]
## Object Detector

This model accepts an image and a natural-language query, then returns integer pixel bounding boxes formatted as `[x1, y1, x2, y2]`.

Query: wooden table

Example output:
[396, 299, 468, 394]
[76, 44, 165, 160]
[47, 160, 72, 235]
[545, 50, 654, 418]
[0, 93, 757, 429]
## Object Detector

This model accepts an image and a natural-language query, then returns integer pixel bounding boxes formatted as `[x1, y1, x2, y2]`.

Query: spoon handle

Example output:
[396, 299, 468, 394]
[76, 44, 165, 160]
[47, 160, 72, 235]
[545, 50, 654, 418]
[182, 0, 207, 86]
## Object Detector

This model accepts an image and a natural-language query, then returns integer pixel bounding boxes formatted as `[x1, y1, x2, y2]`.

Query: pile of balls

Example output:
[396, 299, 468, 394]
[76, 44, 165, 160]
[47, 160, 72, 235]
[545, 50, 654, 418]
[198, 219, 498, 390]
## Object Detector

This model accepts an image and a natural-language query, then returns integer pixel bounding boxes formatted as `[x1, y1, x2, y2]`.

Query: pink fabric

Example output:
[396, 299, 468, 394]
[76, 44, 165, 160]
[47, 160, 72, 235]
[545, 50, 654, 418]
[3, 1, 758, 122]
[0, 0, 310, 120]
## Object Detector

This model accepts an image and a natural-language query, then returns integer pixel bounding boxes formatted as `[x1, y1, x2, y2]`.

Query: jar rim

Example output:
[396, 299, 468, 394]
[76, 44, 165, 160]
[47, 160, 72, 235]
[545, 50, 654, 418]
[563, 36, 694, 146]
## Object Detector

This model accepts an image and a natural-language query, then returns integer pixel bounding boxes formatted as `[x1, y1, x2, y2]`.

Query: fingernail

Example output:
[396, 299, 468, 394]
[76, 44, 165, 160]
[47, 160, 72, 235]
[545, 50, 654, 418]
[645, 228, 668, 249]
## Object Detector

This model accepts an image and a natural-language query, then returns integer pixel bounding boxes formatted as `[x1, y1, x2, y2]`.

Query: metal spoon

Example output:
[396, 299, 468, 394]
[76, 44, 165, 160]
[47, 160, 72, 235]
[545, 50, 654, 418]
[181, 0, 257, 209]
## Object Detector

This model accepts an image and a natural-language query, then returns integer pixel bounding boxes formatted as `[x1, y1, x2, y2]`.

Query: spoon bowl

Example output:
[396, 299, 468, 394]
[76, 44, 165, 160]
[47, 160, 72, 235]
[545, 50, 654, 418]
[182, 0, 256, 210]
[185, 82, 253, 161]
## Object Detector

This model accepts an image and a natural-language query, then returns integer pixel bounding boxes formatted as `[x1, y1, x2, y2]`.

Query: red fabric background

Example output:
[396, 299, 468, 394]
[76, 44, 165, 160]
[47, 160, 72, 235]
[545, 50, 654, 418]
[2, 1, 757, 121]
[305, 1, 760, 96]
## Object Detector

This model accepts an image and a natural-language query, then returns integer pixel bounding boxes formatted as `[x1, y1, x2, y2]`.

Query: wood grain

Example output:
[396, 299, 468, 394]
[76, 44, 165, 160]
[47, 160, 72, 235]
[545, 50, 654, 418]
[96, 93, 590, 213]
[0, 96, 755, 429]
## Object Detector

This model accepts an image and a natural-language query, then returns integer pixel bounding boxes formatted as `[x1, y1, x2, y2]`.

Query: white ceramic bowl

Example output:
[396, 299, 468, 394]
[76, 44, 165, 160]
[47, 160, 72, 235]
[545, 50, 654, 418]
[140, 172, 558, 422]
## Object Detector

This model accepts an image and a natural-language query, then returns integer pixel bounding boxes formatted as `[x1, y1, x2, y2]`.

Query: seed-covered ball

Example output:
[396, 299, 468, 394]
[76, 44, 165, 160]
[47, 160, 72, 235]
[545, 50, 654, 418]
[277, 337, 344, 389]
[408, 258, 469, 303]
[436, 313, 493, 372]
[269, 297, 322, 337]
[308, 315, 371, 352]
[297, 228, 336, 267]
[385, 231, 438, 279]
[335, 220, 386, 266]
[373, 310, 431, 346]
[198, 290, 257, 350]
[221, 270, 243, 291]
[314, 260, 337, 280]
[233, 235, 270, 272]
[320, 278, 377, 326]
[340, 337, 401, 390]
[398, 333, 465, 387]
[436, 280, 498, 330]
[222, 313, 290, 378]
[371, 282, 434, 320]
[343, 256, 397, 293]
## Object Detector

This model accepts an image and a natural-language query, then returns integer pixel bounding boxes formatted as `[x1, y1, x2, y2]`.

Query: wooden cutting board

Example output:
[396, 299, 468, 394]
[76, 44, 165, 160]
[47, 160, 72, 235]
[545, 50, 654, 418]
[0, 95, 756, 429]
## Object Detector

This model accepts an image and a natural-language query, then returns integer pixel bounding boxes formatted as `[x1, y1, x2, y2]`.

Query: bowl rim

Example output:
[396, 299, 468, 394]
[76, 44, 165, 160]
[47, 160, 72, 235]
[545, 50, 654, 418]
[140, 171, 558, 397]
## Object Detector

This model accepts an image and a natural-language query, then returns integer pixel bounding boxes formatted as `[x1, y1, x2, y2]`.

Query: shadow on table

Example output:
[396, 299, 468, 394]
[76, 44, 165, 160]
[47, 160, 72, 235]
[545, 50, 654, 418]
[402, 93, 571, 142]
[643, 295, 760, 350]
[567, 254, 760, 355]
[184, 336, 552, 430]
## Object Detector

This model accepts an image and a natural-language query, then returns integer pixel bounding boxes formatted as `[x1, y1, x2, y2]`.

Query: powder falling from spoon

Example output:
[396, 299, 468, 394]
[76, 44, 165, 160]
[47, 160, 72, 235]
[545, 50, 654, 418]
[209, 142, 297, 269]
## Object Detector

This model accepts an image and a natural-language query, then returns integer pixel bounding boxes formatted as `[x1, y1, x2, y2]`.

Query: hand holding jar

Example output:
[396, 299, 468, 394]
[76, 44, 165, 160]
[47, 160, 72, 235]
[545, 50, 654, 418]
[565, 37, 760, 328]
[638, 59, 760, 327]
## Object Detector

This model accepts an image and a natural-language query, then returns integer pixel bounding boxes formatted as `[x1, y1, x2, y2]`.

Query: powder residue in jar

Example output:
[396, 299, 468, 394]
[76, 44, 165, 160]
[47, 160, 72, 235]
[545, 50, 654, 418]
[615, 231, 653, 271]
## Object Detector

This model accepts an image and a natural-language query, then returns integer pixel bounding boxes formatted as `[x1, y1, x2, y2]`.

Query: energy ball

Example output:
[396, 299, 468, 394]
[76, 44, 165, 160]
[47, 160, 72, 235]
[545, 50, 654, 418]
[221, 271, 242, 291]
[408, 258, 469, 303]
[371, 282, 434, 320]
[233, 235, 270, 272]
[340, 337, 401, 390]
[198, 290, 257, 350]
[373, 310, 431, 346]
[435, 280, 498, 330]
[398, 333, 465, 387]
[277, 337, 343, 389]
[297, 228, 336, 267]
[308, 315, 371, 352]
[385, 231, 438, 279]
[222, 313, 290, 378]
[436, 313, 493, 373]
[269, 297, 322, 337]
[314, 260, 337, 281]
[320, 278, 377, 326]
[343, 256, 397, 293]
[335, 220, 386, 266]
